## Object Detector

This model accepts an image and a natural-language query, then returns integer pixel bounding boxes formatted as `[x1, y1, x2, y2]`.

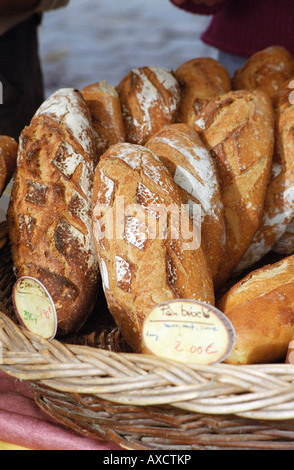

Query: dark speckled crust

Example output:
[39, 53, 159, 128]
[7, 88, 100, 336]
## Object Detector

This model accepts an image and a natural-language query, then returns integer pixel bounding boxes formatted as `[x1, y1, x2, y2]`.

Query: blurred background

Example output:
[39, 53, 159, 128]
[39, 0, 216, 97]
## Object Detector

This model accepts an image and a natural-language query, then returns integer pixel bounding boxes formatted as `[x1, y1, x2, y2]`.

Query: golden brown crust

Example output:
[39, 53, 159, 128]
[217, 255, 294, 365]
[174, 57, 231, 125]
[7, 88, 100, 336]
[194, 90, 275, 289]
[0, 135, 18, 196]
[116, 66, 181, 145]
[145, 123, 225, 282]
[235, 81, 294, 274]
[91, 142, 214, 352]
[232, 46, 294, 97]
[81, 81, 125, 158]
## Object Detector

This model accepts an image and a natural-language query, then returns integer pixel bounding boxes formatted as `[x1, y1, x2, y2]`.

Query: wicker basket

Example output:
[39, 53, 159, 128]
[1, 232, 294, 450]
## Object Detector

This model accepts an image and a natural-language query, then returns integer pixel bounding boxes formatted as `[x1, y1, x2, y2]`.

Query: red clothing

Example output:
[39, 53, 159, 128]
[171, 0, 294, 58]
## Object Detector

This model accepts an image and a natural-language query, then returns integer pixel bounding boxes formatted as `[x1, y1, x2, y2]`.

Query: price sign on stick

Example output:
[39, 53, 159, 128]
[143, 299, 235, 365]
[13, 277, 57, 341]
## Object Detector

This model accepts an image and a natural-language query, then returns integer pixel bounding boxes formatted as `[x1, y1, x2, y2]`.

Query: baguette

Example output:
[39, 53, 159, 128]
[217, 255, 294, 365]
[232, 46, 294, 98]
[235, 81, 294, 274]
[146, 123, 225, 282]
[91, 142, 214, 353]
[81, 81, 125, 158]
[194, 90, 275, 289]
[116, 66, 181, 145]
[7, 88, 100, 336]
[174, 57, 231, 125]
[0, 135, 18, 196]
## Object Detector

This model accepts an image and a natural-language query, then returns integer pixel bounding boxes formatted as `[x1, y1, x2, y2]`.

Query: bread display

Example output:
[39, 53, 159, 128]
[0, 135, 18, 196]
[232, 45, 294, 98]
[91, 142, 214, 353]
[116, 65, 181, 145]
[7, 88, 100, 336]
[235, 80, 294, 274]
[145, 122, 225, 282]
[4, 46, 294, 367]
[174, 57, 231, 125]
[193, 90, 275, 288]
[81, 81, 125, 159]
[217, 255, 294, 365]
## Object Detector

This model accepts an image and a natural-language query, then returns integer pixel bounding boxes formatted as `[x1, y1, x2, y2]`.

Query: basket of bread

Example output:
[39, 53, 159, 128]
[0, 45, 294, 450]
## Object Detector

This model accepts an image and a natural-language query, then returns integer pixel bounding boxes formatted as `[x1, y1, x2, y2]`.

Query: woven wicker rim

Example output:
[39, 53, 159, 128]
[2, 310, 294, 422]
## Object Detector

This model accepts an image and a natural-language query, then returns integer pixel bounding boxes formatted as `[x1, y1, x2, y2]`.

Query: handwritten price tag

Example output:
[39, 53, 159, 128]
[13, 277, 57, 341]
[143, 299, 235, 365]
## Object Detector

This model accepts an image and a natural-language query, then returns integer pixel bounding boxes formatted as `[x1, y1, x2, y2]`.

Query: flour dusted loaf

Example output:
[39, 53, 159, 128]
[194, 90, 275, 289]
[232, 46, 294, 97]
[116, 66, 181, 145]
[146, 123, 225, 282]
[174, 57, 231, 125]
[7, 88, 100, 336]
[273, 219, 294, 255]
[235, 81, 294, 274]
[217, 255, 294, 365]
[91, 142, 214, 353]
[81, 81, 125, 158]
[0, 135, 18, 196]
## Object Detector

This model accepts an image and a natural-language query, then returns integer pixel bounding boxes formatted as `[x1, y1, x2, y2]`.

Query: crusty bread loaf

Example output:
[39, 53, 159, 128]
[91, 142, 214, 353]
[81, 81, 125, 159]
[116, 66, 181, 145]
[194, 90, 275, 289]
[235, 81, 294, 274]
[0, 135, 18, 196]
[217, 254, 294, 365]
[174, 57, 231, 125]
[232, 46, 294, 98]
[145, 123, 225, 282]
[7, 88, 100, 337]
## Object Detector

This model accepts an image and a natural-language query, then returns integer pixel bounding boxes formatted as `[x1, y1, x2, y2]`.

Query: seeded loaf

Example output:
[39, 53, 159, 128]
[116, 66, 181, 145]
[194, 90, 275, 289]
[91, 142, 214, 353]
[146, 123, 225, 282]
[174, 57, 231, 125]
[7, 88, 100, 336]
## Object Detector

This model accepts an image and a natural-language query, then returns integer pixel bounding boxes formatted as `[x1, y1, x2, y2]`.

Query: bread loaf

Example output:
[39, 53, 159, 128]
[217, 255, 294, 365]
[116, 66, 181, 145]
[174, 57, 231, 125]
[194, 90, 275, 289]
[81, 81, 125, 159]
[273, 219, 294, 255]
[91, 142, 214, 353]
[145, 123, 225, 282]
[7, 88, 100, 336]
[235, 81, 294, 274]
[0, 135, 18, 196]
[232, 46, 294, 98]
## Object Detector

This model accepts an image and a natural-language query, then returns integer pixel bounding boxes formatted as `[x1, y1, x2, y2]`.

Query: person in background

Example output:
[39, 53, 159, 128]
[0, 0, 69, 140]
[170, 0, 294, 76]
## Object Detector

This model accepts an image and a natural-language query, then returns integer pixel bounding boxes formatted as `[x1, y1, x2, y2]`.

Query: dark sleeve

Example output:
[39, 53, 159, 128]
[169, 0, 229, 15]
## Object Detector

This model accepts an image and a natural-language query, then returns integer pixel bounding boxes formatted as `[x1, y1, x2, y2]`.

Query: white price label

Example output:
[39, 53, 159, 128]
[13, 276, 57, 341]
[143, 299, 235, 365]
